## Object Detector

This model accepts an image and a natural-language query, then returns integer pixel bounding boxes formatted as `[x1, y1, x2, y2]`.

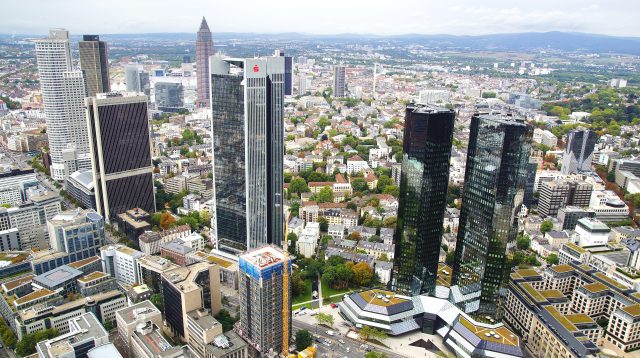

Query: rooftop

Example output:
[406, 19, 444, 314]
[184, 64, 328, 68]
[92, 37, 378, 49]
[622, 304, 640, 318]
[77, 271, 108, 283]
[2, 274, 34, 292]
[582, 282, 608, 294]
[67, 255, 101, 269]
[458, 316, 519, 347]
[34, 265, 83, 287]
[240, 246, 284, 269]
[550, 264, 575, 274]
[14, 288, 56, 306]
[358, 289, 409, 307]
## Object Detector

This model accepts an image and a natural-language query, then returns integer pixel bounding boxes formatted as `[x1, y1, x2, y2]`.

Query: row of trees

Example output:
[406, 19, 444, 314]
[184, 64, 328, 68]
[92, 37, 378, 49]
[15, 328, 58, 356]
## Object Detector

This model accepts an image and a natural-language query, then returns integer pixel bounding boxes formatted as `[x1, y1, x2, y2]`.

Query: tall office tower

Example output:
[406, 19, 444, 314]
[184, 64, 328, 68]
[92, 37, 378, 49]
[333, 65, 346, 98]
[274, 49, 293, 95]
[154, 81, 184, 112]
[86, 93, 155, 223]
[522, 160, 538, 209]
[124, 64, 150, 96]
[196, 17, 214, 108]
[452, 114, 532, 315]
[79, 35, 110, 97]
[35, 29, 91, 180]
[48, 209, 105, 262]
[237, 246, 291, 356]
[561, 128, 597, 174]
[390, 104, 455, 296]
[210, 55, 285, 253]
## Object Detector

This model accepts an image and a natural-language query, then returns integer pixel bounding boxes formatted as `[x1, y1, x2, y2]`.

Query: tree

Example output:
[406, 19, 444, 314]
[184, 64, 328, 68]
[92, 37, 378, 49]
[307, 259, 324, 278]
[351, 178, 369, 192]
[352, 262, 374, 287]
[516, 234, 531, 250]
[376, 175, 393, 193]
[316, 313, 334, 327]
[290, 202, 301, 217]
[382, 185, 400, 197]
[313, 186, 334, 203]
[382, 216, 397, 228]
[15, 329, 59, 356]
[546, 254, 560, 265]
[318, 217, 329, 232]
[540, 220, 554, 235]
[177, 216, 198, 231]
[159, 212, 177, 230]
[290, 178, 309, 196]
[295, 329, 313, 351]
[215, 309, 238, 332]
[379, 253, 389, 262]
[358, 326, 387, 341]
[287, 233, 298, 255]
[445, 251, 455, 265]
[150, 293, 164, 312]
[321, 235, 332, 246]
[291, 271, 306, 297]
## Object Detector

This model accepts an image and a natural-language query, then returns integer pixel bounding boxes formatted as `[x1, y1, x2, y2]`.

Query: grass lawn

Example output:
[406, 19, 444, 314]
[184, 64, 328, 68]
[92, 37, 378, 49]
[292, 279, 313, 305]
[321, 276, 353, 299]
[292, 302, 313, 310]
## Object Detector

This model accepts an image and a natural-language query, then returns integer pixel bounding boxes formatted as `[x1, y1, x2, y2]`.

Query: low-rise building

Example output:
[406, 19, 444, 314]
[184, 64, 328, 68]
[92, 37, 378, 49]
[35, 312, 111, 358]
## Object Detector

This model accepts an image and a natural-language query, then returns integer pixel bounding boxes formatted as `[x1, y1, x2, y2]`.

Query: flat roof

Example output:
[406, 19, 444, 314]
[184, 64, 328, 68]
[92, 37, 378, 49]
[582, 282, 608, 294]
[14, 288, 56, 305]
[358, 289, 408, 307]
[622, 304, 640, 318]
[458, 316, 519, 347]
[240, 246, 284, 269]
[3, 275, 34, 291]
[78, 271, 108, 283]
[34, 265, 83, 287]
[594, 272, 629, 291]
[550, 264, 575, 274]
[67, 255, 101, 269]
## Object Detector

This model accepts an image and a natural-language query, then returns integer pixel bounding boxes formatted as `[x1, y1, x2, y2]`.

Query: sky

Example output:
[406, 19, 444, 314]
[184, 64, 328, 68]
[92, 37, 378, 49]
[2, 0, 639, 37]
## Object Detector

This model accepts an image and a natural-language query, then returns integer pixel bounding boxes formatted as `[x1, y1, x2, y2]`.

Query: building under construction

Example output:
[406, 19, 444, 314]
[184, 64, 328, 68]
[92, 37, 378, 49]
[236, 246, 292, 356]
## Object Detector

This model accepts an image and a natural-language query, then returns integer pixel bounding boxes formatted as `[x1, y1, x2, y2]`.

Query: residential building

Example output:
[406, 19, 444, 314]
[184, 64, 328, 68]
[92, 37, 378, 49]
[196, 17, 214, 108]
[209, 55, 285, 253]
[452, 114, 532, 314]
[333, 65, 346, 98]
[47, 209, 104, 263]
[35, 29, 91, 180]
[561, 128, 597, 174]
[532, 128, 558, 147]
[346, 155, 368, 174]
[391, 104, 455, 296]
[237, 246, 291, 356]
[161, 241, 194, 266]
[297, 222, 319, 258]
[79, 35, 110, 97]
[86, 93, 155, 223]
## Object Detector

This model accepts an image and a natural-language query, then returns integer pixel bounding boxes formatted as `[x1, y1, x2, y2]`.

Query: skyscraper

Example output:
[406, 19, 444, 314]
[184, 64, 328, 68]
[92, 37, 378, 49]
[86, 93, 155, 223]
[79, 35, 110, 97]
[451, 114, 532, 314]
[333, 65, 346, 98]
[237, 246, 291, 356]
[274, 49, 293, 96]
[561, 128, 597, 174]
[124, 64, 150, 96]
[390, 104, 455, 296]
[154, 81, 184, 112]
[35, 29, 91, 180]
[210, 55, 285, 253]
[196, 17, 214, 108]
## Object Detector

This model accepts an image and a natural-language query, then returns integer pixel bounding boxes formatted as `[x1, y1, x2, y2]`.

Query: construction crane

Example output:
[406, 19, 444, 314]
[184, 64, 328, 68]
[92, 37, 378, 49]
[282, 232, 291, 357]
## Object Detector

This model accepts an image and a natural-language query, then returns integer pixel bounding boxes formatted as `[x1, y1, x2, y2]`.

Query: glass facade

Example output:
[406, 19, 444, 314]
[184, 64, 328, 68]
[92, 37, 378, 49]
[390, 104, 455, 296]
[79, 35, 110, 97]
[561, 129, 597, 174]
[452, 114, 532, 314]
[210, 57, 285, 252]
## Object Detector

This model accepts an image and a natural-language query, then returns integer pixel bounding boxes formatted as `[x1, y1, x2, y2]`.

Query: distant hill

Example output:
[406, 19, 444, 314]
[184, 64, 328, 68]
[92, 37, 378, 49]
[4, 31, 640, 55]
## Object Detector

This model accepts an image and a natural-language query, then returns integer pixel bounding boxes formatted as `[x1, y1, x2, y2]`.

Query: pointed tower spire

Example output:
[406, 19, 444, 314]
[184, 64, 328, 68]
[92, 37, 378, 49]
[199, 16, 210, 32]
[196, 16, 214, 108]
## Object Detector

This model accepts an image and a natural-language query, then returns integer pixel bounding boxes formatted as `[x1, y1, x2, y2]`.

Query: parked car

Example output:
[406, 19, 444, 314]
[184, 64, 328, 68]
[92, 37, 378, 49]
[326, 330, 335, 336]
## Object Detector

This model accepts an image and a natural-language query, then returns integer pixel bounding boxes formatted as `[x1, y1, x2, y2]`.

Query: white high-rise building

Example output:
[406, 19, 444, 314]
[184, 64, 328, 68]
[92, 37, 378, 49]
[35, 29, 91, 180]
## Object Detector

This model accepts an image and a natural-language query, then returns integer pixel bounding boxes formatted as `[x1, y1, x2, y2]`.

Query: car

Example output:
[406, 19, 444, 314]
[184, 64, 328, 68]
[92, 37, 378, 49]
[330, 303, 337, 308]
[314, 338, 322, 343]
[338, 339, 345, 344]
[299, 311, 307, 316]
[299, 306, 307, 311]
[323, 341, 331, 347]
[326, 330, 335, 336]
[346, 347, 350, 353]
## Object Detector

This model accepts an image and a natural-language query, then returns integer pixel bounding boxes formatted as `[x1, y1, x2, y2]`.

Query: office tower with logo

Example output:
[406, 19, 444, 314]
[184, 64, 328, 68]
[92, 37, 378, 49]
[86, 93, 155, 223]
[451, 114, 532, 314]
[209, 55, 285, 253]
[35, 29, 91, 180]
[79, 35, 110, 97]
[390, 104, 455, 296]
[196, 17, 214, 108]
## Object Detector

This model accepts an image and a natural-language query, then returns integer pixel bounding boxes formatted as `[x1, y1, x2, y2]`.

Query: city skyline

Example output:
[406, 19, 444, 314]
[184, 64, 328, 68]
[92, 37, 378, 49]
[2, 0, 640, 37]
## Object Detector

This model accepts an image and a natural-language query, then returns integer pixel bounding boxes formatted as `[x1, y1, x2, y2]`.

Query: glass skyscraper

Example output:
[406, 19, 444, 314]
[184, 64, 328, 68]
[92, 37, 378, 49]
[390, 104, 455, 296]
[210, 56, 285, 253]
[561, 128, 597, 174]
[451, 114, 532, 314]
[78, 35, 110, 97]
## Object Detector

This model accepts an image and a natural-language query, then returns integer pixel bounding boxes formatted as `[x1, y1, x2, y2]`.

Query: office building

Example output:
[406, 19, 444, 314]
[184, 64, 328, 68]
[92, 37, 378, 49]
[162, 262, 222, 340]
[47, 209, 104, 263]
[196, 17, 214, 108]
[237, 246, 291, 356]
[209, 55, 285, 253]
[333, 65, 346, 98]
[35, 29, 91, 180]
[138, 225, 191, 255]
[86, 93, 155, 223]
[561, 128, 597, 174]
[125, 64, 150, 96]
[390, 104, 455, 296]
[538, 179, 593, 218]
[274, 49, 292, 95]
[0, 167, 37, 205]
[0, 190, 61, 250]
[32, 265, 84, 296]
[155, 81, 184, 112]
[115, 300, 163, 349]
[77, 271, 118, 296]
[35, 312, 110, 358]
[116, 207, 151, 244]
[558, 206, 596, 231]
[79, 35, 110, 97]
[523, 161, 538, 208]
[452, 114, 532, 314]
[66, 170, 96, 209]
[101, 244, 145, 287]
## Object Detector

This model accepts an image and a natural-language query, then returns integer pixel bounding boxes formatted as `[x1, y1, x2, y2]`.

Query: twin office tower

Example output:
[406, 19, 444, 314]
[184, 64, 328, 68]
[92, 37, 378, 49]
[390, 104, 532, 314]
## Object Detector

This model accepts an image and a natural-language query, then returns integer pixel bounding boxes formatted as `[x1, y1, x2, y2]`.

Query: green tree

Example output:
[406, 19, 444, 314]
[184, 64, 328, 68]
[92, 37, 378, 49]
[516, 234, 531, 250]
[546, 254, 560, 265]
[287, 233, 298, 255]
[214, 309, 238, 332]
[376, 175, 393, 193]
[289, 178, 309, 195]
[15, 329, 59, 356]
[540, 220, 554, 235]
[351, 178, 369, 193]
[317, 117, 331, 129]
[150, 293, 164, 312]
[177, 216, 198, 231]
[313, 186, 334, 203]
[295, 329, 314, 351]
[445, 251, 455, 265]
[358, 326, 387, 341]
[318, 217, 329, 232]
[382, 185, 400, 197]
[352, 262, 374, 287]
[316, 313, 334, 327]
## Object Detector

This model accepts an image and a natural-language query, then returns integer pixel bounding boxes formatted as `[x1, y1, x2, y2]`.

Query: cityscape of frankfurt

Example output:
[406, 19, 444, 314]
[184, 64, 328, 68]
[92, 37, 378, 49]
[2, 1, 640, 357]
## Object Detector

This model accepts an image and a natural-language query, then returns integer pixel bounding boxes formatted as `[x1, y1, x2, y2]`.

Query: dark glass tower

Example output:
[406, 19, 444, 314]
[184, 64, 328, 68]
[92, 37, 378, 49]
[390, 104, 455, 296]
[79, 35, 110, 97]
[210, 56, 285, 253]
[452, 114, 532, 314]
[86, 93, 155, 223]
